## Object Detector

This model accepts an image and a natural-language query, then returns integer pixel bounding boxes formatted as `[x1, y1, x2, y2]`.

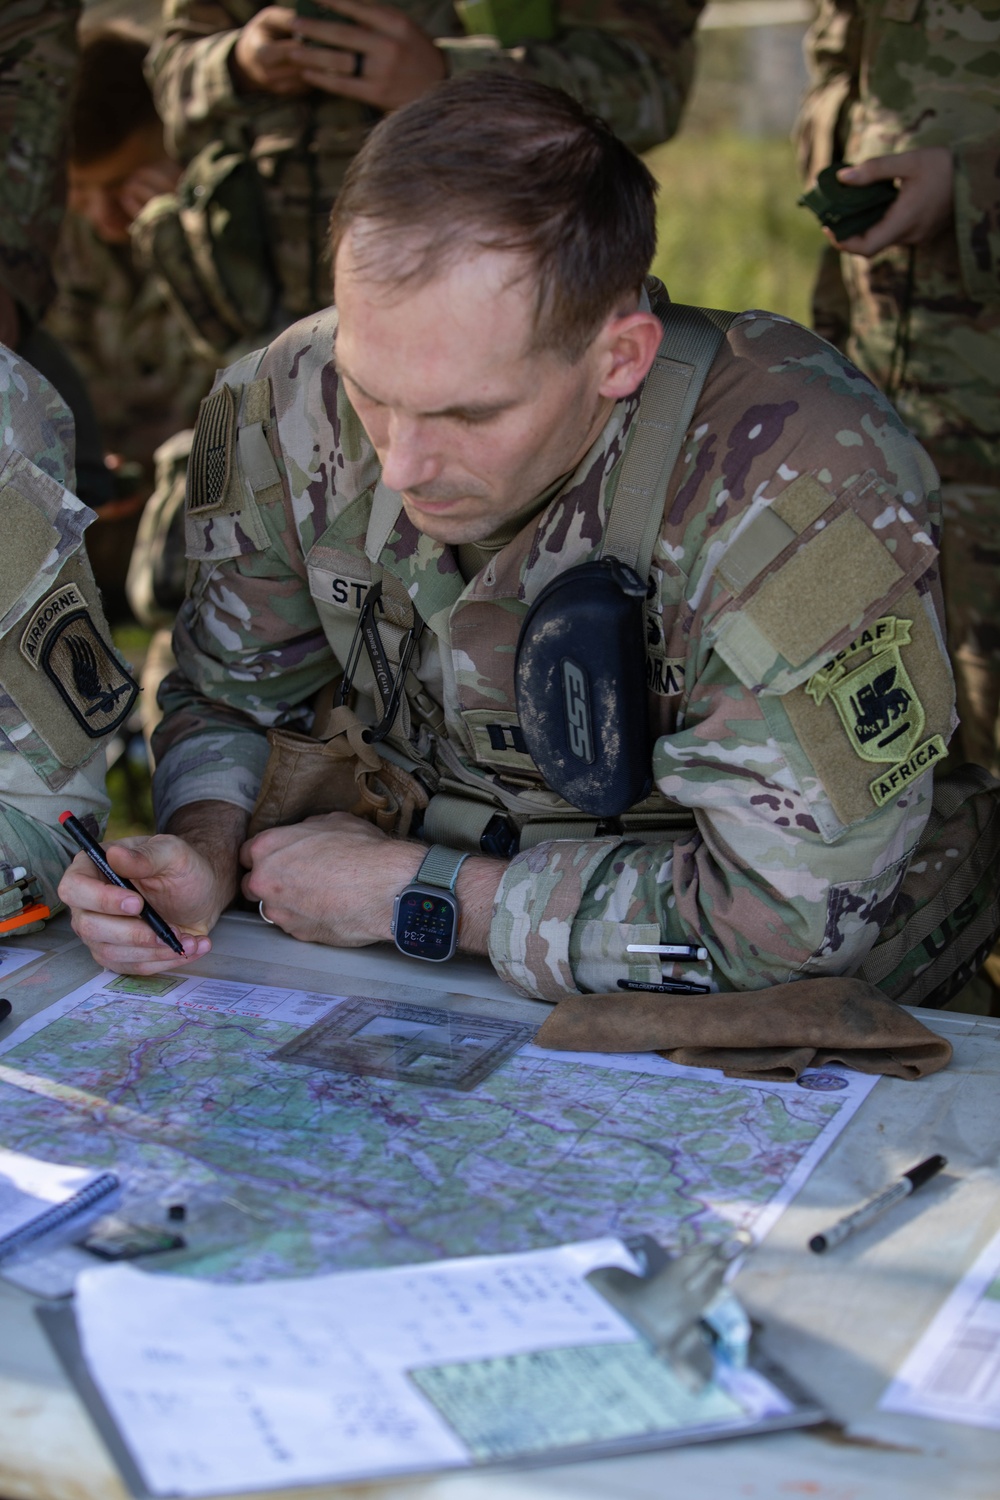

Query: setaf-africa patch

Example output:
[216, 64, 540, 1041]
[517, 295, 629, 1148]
[783, 589, 953, 825]
[20, 584, 138, 738]
[806, 615, 946, 806]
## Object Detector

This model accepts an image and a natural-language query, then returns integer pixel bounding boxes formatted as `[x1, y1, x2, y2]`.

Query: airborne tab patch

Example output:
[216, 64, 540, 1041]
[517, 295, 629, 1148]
[19, 583, 88, 666]
[21, 588, 138, 738]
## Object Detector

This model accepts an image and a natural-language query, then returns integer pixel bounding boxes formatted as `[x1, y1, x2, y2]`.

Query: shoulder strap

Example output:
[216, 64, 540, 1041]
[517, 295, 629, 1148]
[601, 300, 738, 583]
[365, 480, 403, 565]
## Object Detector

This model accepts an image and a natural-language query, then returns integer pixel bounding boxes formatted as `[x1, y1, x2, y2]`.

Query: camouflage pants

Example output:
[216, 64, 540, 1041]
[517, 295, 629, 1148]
[940, 483, 1000, 776]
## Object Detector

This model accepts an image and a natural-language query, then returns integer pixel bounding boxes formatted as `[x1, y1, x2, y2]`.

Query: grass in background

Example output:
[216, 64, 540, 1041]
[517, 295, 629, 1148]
[646, 134, 824, 326]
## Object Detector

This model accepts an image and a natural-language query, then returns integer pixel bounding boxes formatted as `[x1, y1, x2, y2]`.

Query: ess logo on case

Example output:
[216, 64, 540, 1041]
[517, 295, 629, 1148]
[562, 658, 594, 764]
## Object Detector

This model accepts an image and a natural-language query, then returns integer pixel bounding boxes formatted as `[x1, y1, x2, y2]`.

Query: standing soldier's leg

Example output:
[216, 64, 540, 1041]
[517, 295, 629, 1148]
[810, 242, 853, 353]
[939, 483, 1000, 776]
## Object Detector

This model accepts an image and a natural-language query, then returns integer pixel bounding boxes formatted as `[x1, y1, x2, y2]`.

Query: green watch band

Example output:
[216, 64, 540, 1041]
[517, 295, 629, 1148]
[416, 845, 469, 892]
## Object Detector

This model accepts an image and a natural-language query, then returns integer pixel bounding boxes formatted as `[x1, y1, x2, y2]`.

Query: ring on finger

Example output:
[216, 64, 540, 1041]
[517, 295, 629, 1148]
[259, 899, 276, 926]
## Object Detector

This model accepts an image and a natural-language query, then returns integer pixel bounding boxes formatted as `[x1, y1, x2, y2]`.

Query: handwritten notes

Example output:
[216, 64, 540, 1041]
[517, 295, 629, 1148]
[75, 1238, 789, 1494]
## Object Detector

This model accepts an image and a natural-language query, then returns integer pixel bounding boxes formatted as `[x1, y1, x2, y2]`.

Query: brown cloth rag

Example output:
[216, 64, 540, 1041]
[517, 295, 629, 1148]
[533, 977, 952, 1081]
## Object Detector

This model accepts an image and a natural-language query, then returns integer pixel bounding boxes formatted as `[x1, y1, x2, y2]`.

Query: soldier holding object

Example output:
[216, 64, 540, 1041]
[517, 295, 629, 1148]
[144, 0, 705, 334]
[60, 77, 954, 998]
[796, 0, 1000, 774]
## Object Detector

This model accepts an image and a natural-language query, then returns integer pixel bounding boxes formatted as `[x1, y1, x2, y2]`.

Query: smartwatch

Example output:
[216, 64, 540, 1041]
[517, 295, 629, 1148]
[392, 846, 469, 962]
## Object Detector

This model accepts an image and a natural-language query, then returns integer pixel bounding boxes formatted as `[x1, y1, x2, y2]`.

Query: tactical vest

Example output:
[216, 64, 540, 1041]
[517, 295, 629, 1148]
[299, 294, 734, 855]
[188, 295, 1000, 1008]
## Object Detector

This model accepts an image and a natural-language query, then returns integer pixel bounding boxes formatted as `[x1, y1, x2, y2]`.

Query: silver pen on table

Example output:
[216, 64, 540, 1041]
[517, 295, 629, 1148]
[809, 1154, 947, 1254]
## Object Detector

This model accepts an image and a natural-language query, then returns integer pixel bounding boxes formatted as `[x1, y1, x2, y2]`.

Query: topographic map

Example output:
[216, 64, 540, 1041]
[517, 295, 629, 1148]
[0, 970, 876, 1281]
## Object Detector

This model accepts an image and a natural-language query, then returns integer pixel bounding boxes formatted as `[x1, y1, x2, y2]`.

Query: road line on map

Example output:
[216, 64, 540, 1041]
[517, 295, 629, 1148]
[0, 1061, 189, 1144]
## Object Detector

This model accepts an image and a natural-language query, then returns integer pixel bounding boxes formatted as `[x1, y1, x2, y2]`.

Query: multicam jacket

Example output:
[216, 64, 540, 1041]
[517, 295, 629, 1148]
[153, 283, 955, 1000]
[796, 0, 1000, 486]
[0, 348, 136, 916]
[44, 212, 216, 473]
[0, 0, 80, 326]
[148, 0, 705, 320]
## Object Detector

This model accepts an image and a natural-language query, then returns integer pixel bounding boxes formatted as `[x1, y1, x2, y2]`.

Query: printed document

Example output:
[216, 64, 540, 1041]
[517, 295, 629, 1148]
[75, 1239, 794, 1494]
[880, 1224, 1000, 1429]
[0, 944, 42, 980]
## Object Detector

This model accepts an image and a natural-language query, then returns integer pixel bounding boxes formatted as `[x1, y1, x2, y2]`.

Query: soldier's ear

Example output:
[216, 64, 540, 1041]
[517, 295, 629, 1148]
[594, 311, 663, 401]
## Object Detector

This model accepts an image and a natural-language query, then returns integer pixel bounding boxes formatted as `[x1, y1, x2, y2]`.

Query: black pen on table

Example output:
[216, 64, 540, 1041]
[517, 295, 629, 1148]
[809, 1154, 947, 1254]
[59, 811, 185, 957]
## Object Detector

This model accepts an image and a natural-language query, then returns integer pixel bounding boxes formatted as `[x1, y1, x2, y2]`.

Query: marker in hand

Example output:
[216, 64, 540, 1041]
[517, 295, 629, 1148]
[59, 812, 185, 958]
[809, 1154, 947, 1254]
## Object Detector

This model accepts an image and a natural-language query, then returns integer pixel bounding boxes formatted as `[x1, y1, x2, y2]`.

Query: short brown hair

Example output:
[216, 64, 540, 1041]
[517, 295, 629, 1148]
[71, 29, 159, 166]
[330, 75, 658, 361]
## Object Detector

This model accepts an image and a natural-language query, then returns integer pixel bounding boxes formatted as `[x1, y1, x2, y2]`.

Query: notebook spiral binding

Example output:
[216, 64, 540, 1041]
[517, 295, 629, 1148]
[0, 1171, 119, 1264]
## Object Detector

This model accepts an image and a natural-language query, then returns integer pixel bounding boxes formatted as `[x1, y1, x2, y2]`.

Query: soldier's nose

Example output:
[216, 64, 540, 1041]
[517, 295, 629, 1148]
[380, 422, 439, 492]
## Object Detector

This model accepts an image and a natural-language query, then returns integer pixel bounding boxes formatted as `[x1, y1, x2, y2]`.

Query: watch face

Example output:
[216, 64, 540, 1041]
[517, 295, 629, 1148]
[394, 887, 457, 962]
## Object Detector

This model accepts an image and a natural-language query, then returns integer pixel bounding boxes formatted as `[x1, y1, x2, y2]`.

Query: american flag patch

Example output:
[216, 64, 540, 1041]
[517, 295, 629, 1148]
[188, 383, 237, 513]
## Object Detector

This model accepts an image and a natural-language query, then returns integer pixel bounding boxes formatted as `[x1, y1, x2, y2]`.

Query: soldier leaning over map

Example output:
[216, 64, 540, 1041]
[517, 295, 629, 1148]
[59, 76, 956, 999]
[0, 346, 137, 930]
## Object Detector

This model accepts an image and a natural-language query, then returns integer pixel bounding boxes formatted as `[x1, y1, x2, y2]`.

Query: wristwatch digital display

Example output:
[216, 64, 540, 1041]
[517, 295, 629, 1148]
[392, 846, 469, 962]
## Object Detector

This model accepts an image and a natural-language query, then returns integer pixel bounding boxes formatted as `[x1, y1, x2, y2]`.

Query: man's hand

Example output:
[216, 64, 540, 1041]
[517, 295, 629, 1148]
[288, 0, 446, 112]
[58, 835, 221, 975]
[232, 5, 311, 95]
[829, 147, 954, 257]
[241, 812, 505, 954]
[241, 812, 424, 945]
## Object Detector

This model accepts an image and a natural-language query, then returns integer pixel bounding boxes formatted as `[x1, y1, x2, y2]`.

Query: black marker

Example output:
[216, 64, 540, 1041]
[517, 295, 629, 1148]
[618, 979, 712, 995]
[0, 999, 11, 1023]
[59, 811, 185, 957]
[809, 1154, 947, 1253]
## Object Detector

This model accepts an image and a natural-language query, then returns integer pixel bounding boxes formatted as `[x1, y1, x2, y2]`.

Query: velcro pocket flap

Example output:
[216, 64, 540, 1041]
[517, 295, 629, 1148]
[0, 451, 91, 632]
[706, 471, 937, 695]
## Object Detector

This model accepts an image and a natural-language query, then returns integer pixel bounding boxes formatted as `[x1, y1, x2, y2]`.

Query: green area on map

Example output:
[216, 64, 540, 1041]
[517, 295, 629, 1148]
[0, 990, 846, 1281]
[105, 974, 185, 997]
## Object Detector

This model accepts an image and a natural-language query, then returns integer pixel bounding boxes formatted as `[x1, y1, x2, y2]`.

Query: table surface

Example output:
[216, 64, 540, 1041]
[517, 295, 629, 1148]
[1, 912, 999, 1500]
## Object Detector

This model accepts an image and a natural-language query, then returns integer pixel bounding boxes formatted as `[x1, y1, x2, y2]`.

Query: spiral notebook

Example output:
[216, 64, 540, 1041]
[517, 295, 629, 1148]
[0, 1146, 118, 1264]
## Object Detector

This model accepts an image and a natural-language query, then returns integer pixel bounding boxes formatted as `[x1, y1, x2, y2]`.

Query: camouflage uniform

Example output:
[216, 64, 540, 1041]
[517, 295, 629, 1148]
[44, 212, 216, 473]
[126, 428, 194, 752]
[152, 285, 955, 1000]
[0, 345, 138, 918]
[796, 0, 1000, 772]
[148, 0, 705, 321]
[0, 0, 80, 327]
